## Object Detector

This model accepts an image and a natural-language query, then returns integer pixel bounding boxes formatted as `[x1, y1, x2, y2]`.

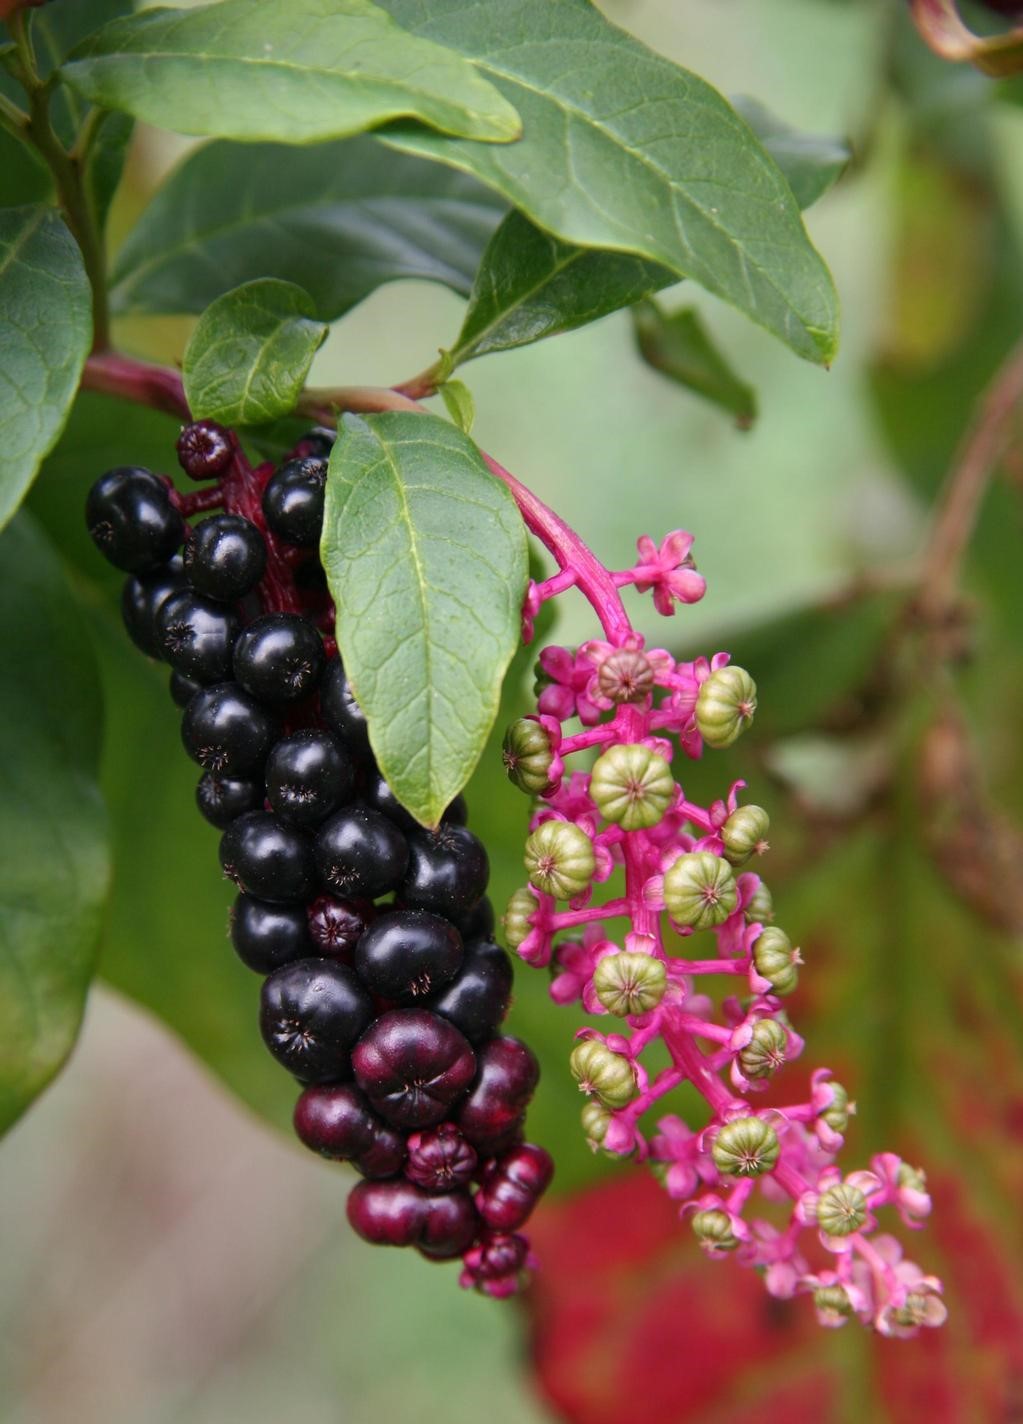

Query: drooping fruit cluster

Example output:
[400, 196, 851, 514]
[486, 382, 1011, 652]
[85, 419, 552, 1296]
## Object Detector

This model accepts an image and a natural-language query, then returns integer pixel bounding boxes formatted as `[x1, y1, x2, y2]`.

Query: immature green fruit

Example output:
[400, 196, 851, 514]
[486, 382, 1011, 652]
[569, 1039, 637, 1109]
[814, 1285, 852, 1320]
[663, 851, 737, 930]
[593, 951, 667, 1017]
[820, 1082, 852, 1135]
[597, 647, 655, 705]
[695, 665, 757, 749]
[711, 1117, 780, 1177]
[691, 1208, 739, 1252]
[524, 821, 595, 899]
[752, 925, 799, 994]
[817, 1182, 868, 1237]
[502, 887, 536, 949]
[590, 743, 675, 831]
[738, 1018, 788, 1080]
[502, 718, 555, 795]
[721, 805, 770, 866]
[580, 1100, 612, 1146]
[744, 880, 775, 925]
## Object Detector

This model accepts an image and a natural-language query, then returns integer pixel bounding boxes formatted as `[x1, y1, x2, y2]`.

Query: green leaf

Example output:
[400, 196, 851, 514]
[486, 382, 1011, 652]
[0, 205, 92, 531]
[0, 129, 52, 206]
[632, 300, 757, 428]
[110, 136, 506, 318]
[438, 378, 475, 433]
[732, 97, 850, 211]
[28, 0, 134, 149]
[0, 515, 109, 1135]
[182, 279, 328, 427]
[62, 0, 522, 146]
[322, 411, 528, 826]
[377, 0, 839, 364]
[83, 109, 134, 235]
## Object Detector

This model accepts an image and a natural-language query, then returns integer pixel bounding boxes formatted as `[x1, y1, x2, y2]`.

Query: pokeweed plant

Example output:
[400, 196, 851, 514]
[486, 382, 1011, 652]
[0, 0, 956, 1336]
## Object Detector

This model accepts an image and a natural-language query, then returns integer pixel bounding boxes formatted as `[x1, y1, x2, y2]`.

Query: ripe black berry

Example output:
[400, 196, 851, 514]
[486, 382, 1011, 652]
[292, 427, 335, 461]
[314, 805, 409, 900]
[260, 958, 374, 1082]
[86, 467, 184, 573]
[293, 1082, 404, 1176]
[427, 937, 512, 1044]
[405, 1123, 477, 1192]
[456, 895, 495, 942]
[400, 825, 489, 919]
[233, 613, 325, 704]
[184, 514, 266, 601]
[319, 659, 369, 749]
[346, 1179, 429, 1248]
[416, 1190, 478, 1260]
[176, 419, 232, 480]
[181, 682, 277, 777]
[365, 772, 467, 834]
[262, 456, 326, 547]
[121, 556, 185, 657]
[169, 670, 203, 708]
[230, 894, 312, 973]
[475, 1144, 554, 1231]
[156, 588, 240, 682]
[355, 910, 463, 1003]
[219, 811, 315, 903]
[454, 1036, 539, 1155]
[265, 729, 355, 826]
[352, 1009, 476, 1128]
[196, 771, 263, 829]
[306, 895, 372, 962]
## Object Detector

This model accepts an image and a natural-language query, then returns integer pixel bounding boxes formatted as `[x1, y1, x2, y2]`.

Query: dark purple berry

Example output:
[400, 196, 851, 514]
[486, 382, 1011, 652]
[291, 427, 335, 461]
[196, 771, 263, 829]
[475, 1144, 553, 1232]
[346, 1178, 428, 1248]
[460, 1231, 530, 1294]
[86, 467, 184, 573]
[220, 811, 315, 903]
[182, 682, 276, 777]
[260, 958, 373, 1082]
[233, 613, 325, 704]
[352, 1009, 476, 1128]
[427, 938, 512, 1044]
[266, 729, 355, 826]
[156, 588, 240, 682]
[364, 774, 467, 835]
[176, 419, 232, 480]
[184, 514, 266, 601]
[293, 1082, 404, 1177]
[405, 1123, 477, 1192]
[314, 806, 408, 900]
[262, 457, 326, 547]
[400, 825, 489, 919]
[456, 895, 495, 942]
[319, 659, 369, 749]
[169, 670, 203, 708]
[454, 1037, 539, 1155]
[355, 910, 463, 1003]
[121, 555, 185, 657]
[230, 894, 311, 974]
[416, 1190, 478, 1260]
[306, 895, 372, 963]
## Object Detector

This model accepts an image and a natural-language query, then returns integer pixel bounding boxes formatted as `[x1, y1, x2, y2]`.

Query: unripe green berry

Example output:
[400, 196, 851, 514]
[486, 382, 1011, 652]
[581, 1100, 612, 1145]
[597, 647, 655, 705]
[814, 1285, 852, 1319]
[691, 1208, 739, 1252]
[820, 1082, 851, 1134]
[569, 1039, 637, 1109]
[752, 925, 799, 995]
[502, 887, 536, 949]
[897, 1162, 927, 1193]
[524, 820, 595, 900]
[589, 743, 674, 831]
[744, 880, 775, 925]
[711, 1117, 779, 1177]
[593, 951, 667, 1017]
[502, 718, 555, 795]
[738, 1018, 788, 1079]
[695, 665, 757, 749]
[817, 1182, 868, 1237]
[721, 805, 770, 866]
[663, 851, 738, 930]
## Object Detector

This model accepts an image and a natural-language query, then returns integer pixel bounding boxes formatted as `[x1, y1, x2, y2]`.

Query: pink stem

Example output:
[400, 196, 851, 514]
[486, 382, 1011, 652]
[550, 898, 629, 928]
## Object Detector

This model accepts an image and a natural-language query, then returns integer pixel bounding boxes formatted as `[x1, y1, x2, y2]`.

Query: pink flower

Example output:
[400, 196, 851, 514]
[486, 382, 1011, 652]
[630, 531, 707, 616]
[870, 1153, 932, 1227]
[537, 645, 603, 725]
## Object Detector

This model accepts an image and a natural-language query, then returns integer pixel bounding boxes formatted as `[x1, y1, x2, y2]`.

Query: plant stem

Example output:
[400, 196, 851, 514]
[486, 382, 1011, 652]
[82, 351, 190, 417]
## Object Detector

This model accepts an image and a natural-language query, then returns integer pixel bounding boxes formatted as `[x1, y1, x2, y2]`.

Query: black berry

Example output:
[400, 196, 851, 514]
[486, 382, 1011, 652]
[265, 729, 355, 826]
[400, 825, 489, 919]
[346, 1179, 429, 1248]
[454, 1036, 539, 1155]
[169, 670, 203, 708]
[156, 588, 240, 683]
[365, 772, 467, 835]
[184, 514, 266, 601]
[319, 659, 369, 748]
[260, 958, 374, 1082]
[352, 1009, 476, 1128]
[427, 937, 512, 1044]
[405, 1123, 477, 1192]
[293, 1082, 404, 1177]
[121, 555, 185, 657]
[416, 1190, 479, 1260]
[230, 894, 312, 973]
[456, 895, 495, 942]
[355, 909, 463, 1003]
[475, 1143, 553, 1232]
[176, 419, 232, 480]
[314, 805, 409, 900]
[307, 895, 372, 963]
[86, 467, 184, 573]
[262, 456, 326, 547]
[181, 682, 277, 776]
[233, 613, 325, 704]
[196, 771, 263, 829]
[219, 811, 315, 903]
[292, 427, 335, 461]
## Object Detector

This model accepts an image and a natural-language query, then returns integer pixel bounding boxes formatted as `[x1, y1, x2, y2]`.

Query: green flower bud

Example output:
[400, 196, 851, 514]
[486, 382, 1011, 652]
[597, 647, 655, 705]
[580, 1100, 612, 1146]
[897, 1162, 927, 1193]
[569, 1039, 637, 1109]
[589, 743, 675, 831]
[524, 820, 595, 900]
[502, 887, 536, 949]
[813, 1285, 852, 1320]
[820, 1082, 852, 1134]
[744, 880, 775, 925]
[721, 805, 770, 867]
[502, 718, 555, 795]
[695, 665, 757, 749]
[752, 925, 800, 995]
[711, 1117, 780, 1177]
[663, 851, 738, 930]
[817, 1182, 868, 1237]
[593, 951, 667, 1017]
[648, 1161, 670, 1187]
[691, 1208, 739, 1252]
[738, 1018, 788, 1080]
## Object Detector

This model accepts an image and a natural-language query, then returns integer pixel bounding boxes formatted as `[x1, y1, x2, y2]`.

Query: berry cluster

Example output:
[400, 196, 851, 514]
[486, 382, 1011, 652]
[85, 420, 552, 1297]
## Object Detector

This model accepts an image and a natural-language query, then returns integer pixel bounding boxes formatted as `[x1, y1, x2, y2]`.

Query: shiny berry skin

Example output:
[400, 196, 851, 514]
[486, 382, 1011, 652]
[121, 555, 185, 657]
[169, 670, 202, 708]
[293, 1083, 404, 1177]
[319, 659, 369, 749]
[405, 1123, 477, 1192]
[86, 467, 185, 573]
[416, 1190, 478, 1260]
[427, 938, 512, 1045]
[355, 910, 463, 1003]
[475, 1144, 553, 1231]
[265, 729, 355, 826]
[454, 1036, 539, 1155]
[176, 419, 232, 479]
[262, 456, 326, 547]
[456, 895, 495, 942]
[292, 427, 335, 461]
[219, 811, 315, 903]
[196, 772, 263, 829]
[260, 958, 373, 1082]
[230, 894, 312, 974]
[352, 1009, 476, 1128]
[233, 613, 325, 704]
[156, 589, 240, 682]
[346, 1179, 428, 1248]
[314, 806, 408, 900]
[306, 895, 372, 963]
[460, 1231, 530, 1296]
[181, 682, 276, 777]
[184, 514, 266, 601]
[365, 773, 466, 835]
[400, 825, 489, 919]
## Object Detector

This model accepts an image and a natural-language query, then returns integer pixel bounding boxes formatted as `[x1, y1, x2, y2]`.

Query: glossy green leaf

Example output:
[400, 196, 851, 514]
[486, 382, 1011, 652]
[62, 0, 521, 146]
[323, 411, 528, 826]
[732, 97, 850, 210]
[83, 109, 134, 235]
[0, 205, 92, 531]
[0, 515, 109, 1136]
[438, 379, 475, 433]
[632, 300, 757, 428]
[28, 0, 133, 148]
[182, 280, 328, 427]
[110, 137, 506, 318]
[377, 0, 838, 363]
